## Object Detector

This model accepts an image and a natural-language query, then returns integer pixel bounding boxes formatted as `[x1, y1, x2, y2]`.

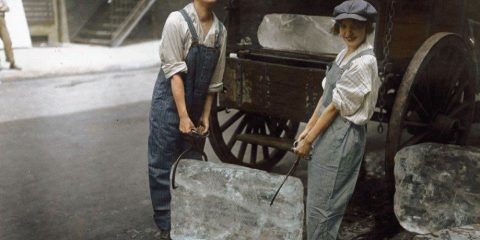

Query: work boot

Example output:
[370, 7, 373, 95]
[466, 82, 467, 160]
[157, 229, 171, 240]
[10, 62, 21, 70]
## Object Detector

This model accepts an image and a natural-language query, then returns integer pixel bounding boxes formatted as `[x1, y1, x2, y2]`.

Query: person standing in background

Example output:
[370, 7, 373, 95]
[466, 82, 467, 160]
[0, 0, 19, 70]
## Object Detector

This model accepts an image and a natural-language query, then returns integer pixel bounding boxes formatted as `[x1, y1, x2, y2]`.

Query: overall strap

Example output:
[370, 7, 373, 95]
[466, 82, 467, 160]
[342, 48, 375, 71]
[214, 20, 223, 49]
[326, 48, 374, 90]
[179, 9, 199, 44]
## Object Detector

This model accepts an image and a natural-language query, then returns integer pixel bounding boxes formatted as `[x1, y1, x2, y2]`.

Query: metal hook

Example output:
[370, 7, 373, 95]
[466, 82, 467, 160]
[271, 140, 311, 205]
[270, 156, 301, 206]
[171, 131, 209, 189]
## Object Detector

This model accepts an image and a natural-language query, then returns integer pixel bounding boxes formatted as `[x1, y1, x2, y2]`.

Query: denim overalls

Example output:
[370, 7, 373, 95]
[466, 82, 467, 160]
[148, 9, 223, 230]
[307, 49, 374, 240]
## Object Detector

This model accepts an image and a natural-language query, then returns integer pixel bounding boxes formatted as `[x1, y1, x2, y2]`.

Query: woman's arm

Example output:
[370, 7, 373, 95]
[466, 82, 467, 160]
[171, 73, 195, 133]
[160, 12, 195, 133]
[294, 102, 339, 157]
[298, 97, 322, 140]
[198, 93, 215, 135]
[305, 103, 339, 144]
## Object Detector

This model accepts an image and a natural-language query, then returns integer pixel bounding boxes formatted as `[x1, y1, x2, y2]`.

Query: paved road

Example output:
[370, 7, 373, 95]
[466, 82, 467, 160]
[0, 69, 164, 239]
[0, 69, 479, 240]
[0, 69, 253, 240]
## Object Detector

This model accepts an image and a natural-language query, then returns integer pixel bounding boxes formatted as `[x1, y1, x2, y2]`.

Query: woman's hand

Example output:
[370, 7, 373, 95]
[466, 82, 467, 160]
[197, 116, 209, 136]
[297, 129, 310, 141]
[293, 139, 312, 159]
[179, 116, 195, 134]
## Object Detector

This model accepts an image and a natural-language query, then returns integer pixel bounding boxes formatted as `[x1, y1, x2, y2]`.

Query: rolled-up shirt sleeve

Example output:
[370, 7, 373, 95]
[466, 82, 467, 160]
[331, 57, 374, 117]
[160, 12, 188, 79]
[208, 30, 227, 93]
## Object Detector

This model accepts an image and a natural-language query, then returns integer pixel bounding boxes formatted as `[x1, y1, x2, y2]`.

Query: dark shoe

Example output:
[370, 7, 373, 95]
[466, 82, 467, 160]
[157, 229, 171, 240]
[10, 63, 21, 70]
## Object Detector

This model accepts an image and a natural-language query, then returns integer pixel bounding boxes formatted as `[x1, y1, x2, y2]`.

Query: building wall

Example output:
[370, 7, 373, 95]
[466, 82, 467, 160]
[65, 0, 105, 37]
[61, 0, 229, 44]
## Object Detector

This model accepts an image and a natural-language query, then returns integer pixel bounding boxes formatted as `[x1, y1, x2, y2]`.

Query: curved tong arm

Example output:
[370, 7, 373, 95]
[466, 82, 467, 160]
[270, 140, 311, 206]
[171, 130, 209, 189]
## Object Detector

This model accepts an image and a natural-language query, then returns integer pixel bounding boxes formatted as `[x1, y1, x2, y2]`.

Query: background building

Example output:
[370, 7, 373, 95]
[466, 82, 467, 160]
[21, 0, 227, 47]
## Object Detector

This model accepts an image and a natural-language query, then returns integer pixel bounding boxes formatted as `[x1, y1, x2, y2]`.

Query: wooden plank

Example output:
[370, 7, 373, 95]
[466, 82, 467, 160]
[222, 58, 325, 122]
[235, 134, 294, 152]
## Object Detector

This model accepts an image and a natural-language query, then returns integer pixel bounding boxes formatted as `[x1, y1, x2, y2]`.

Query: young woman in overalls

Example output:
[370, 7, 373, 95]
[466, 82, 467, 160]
[147, 1, 226, 239]
[294, 0, 379, 239]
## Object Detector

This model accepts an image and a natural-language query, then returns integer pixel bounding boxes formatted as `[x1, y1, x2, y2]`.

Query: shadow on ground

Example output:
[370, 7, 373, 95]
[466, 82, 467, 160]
[0, 101, 163, 240]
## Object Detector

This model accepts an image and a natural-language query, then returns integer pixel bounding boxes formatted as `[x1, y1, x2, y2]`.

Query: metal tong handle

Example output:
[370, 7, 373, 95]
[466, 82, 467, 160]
[269, 155, 301, 206]
[270, 140, 312, 205]
[171, 130, 209, 189]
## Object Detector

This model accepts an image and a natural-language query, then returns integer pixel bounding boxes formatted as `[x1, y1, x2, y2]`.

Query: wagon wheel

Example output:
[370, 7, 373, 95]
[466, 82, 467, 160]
[209, 103, 299, 170]
[386, 32, 477, 183]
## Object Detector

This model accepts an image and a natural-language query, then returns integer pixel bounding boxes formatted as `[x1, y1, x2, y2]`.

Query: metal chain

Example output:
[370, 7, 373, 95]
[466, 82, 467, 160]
[377, 0, 397, 133]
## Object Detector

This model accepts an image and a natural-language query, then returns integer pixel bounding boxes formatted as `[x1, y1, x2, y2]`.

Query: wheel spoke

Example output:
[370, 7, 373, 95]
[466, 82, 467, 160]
[404, 121, 429, 128]
[250, 144, 258, 164]
[227, 117, 248, 150]
[221, 111, 244, 132]
[266, 118, 278, 136]
[259, 124, 267, 135]
[282, 120, 294, 135]
[447, 61, 465, 94]
[264, 121, 271, 135]
[446, 80, 469, 113]
[259, 125, 270, 160]
[417, 70, 434, 112]
[237, 124, 253, 161]
[442, 50, 462, 93]
[275, 120, 288, 137]
[238, 142, 247, 161]
[448, 102, 473, 118]
[262, 146, 270, 160]
[411, 93, 431, 118]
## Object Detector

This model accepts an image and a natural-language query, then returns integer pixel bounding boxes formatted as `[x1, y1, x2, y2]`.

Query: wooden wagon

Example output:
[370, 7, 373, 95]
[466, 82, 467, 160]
[208, 0, 480, 195]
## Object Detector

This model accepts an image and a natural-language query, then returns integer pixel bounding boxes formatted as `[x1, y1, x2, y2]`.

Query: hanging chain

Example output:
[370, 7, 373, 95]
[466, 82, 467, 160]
[223, 0, 237, 29]
[377, 0, 397, 133]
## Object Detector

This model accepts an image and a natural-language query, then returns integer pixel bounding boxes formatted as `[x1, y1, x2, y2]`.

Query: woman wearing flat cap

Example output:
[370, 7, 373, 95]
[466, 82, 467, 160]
[293, 0, 379, 239]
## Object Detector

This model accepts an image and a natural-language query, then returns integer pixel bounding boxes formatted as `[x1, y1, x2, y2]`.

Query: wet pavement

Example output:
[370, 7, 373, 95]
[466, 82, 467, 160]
[0, 69, 479, 239]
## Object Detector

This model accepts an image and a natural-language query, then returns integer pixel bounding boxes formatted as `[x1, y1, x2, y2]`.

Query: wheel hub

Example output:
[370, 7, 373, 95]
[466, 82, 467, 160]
[432, 114, 459, 140]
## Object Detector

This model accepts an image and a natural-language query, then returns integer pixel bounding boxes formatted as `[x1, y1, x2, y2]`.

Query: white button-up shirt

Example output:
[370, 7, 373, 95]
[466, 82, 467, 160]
[322, 42, 380, 125]
[159, 3, 227, 93]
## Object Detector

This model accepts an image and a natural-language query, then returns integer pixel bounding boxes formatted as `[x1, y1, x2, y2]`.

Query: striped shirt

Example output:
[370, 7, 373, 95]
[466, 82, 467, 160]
[159, 3, 227, 93]
[322, 42, 380, 125]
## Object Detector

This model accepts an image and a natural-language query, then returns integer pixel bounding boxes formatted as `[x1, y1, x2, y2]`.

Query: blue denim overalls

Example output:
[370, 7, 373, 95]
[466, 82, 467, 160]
[148, 9, 223, 230]
[307, 49, 374, 240]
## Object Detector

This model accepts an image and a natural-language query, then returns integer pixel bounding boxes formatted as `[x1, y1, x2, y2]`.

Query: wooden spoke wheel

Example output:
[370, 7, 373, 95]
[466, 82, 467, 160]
[386, 32, 477, 182]
[209, 103, 299, 170]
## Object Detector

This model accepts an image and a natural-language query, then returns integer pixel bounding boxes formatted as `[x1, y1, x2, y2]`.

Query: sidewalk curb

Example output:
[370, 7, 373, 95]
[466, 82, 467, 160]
[0, 63, 161, 82]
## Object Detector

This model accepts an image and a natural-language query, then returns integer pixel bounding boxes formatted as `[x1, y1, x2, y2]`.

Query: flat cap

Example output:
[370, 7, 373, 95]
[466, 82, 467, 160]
[333, 0, 377, 22]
